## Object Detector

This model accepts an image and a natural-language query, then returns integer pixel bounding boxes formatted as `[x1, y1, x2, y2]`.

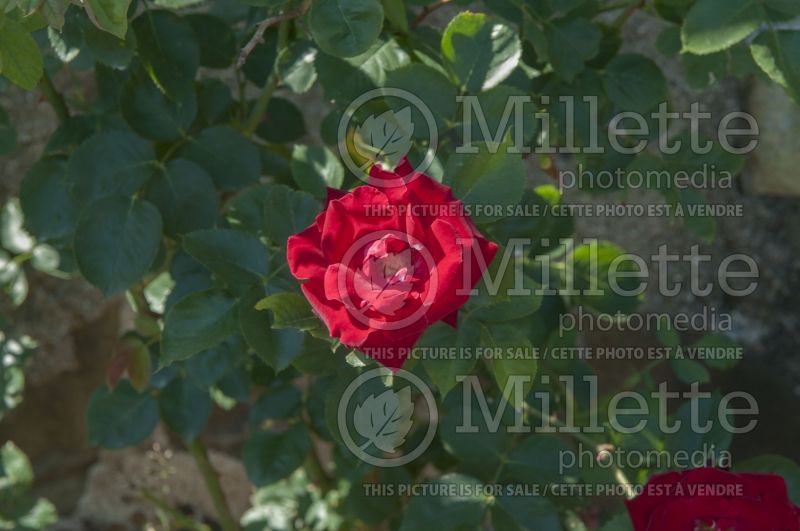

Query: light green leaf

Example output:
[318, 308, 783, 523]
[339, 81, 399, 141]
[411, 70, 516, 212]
[441, 12, 521, 92]
[255, 292, 319, 330]
[0, 18, 43, 90]
[85, 0, 131, 39]
[290, 144, 344, 200]
[309, 0, 384, 58]
[681, 0, 765, 55]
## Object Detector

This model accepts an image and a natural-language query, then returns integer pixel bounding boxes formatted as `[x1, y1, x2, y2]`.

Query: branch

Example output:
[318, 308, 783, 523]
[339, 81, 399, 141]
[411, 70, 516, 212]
[411, 0, 452, 29]
[237, 0, 312, 69]
[39, 71, 69, 124]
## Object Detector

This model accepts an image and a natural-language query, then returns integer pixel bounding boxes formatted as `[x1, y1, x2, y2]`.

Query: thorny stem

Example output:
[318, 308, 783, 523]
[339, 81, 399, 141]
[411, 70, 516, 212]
[243, 7, 294, 137]
[189, 439, 240, 531]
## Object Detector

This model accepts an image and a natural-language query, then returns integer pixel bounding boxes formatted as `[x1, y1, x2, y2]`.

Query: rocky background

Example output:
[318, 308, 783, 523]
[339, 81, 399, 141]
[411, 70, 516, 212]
[1, 9, 799, 530]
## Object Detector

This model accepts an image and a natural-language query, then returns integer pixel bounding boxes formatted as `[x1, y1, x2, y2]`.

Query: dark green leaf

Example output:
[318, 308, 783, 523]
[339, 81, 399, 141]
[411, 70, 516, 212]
[186, 14, 236, 69]
[243, 425, 310, 486]
[399, 474, 489, 531]
[159, 377, 212, 441]
[67, 131, 157, 205]
[546, 18, 601, 82]
[87, 380, 159, 449]
[261, 184, 320, 243]
[121, 76, 197, 142]
[183, 228, 269, 289]
[161, 289, 238, 364]
[603, 54, 668, 113]
[132, 11, 199, 98]
[20, 158, 78, 243]
[443, 136, 526, 224]
[145, 159, 218, 236]
[183, 126, 261, 190]
[74, 196, 163, 295]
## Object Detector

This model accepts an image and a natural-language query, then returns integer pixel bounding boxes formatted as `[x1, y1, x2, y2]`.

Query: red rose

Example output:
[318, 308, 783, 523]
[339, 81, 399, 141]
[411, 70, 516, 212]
[626, 468, 800, 531]
[286, 159, 497, 369]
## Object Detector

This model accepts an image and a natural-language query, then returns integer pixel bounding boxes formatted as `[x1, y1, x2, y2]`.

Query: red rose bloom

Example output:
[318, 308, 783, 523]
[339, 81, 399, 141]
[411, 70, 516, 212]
[286, 159, 498, 369]
[626, 468, 800, 531]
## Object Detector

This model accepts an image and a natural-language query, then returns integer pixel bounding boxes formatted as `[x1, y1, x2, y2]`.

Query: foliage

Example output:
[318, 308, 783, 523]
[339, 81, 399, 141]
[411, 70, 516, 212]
[0, 0, 797, 528]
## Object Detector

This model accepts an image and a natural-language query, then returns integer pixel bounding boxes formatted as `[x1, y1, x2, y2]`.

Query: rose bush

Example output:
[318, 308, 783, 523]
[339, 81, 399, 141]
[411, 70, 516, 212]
[0, 0, 799, 529]
[627, 468, 800, 531]
[287, 159, 497, 369]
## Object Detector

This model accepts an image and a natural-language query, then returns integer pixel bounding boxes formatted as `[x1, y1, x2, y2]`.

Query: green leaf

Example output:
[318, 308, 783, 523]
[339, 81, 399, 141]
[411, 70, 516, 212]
[84, 0, 131, 39]
[671, 358, 711, 384]
[308, 0, 384, 58]
[159, 377, 212, 441]
[486, 324, 537, 411]
[261, 184, 320, 244]
[277, 40, 318, 94]
[66, 131, 157, 206]
[185, 14, 236, 69]
[243, 425, 310, 486]
[399, 474, 489, 531]
[121, 76, 196, 142]
[74, 196, 163, 295]
[1, 199, 34, 254]
[603, 54, 668, 113]
[681, 0, 765, 55]
[290, 145, 344, 200]
[418, 323, 476, 397]
[255, 292, 319, 330]
[144, 159, 218, 236]
[87, 380, 159, 449]
[441, 12, 521, 92]
[0, 441, 33, 489]
[161, 289, 238, 365]
[316, 39, 409, 104]
[491, 495, 561, 531]
[381, 0, 407, 32]
[692, 333, 740, 370]
[505, 435, 572, 485]
[562, 240, 643, 315]
[0, 18, 43, 90]
[183, 228, 269, 290]
[545, 18, 601, 83]
[750, 30, 800, 104]
[132, 11, 199, 99]
[239, 289, 310, 371]
[443, 136, 526, 224]
[256, 97, 306, 143]
[386, 63, 458, 133]
[81, 20, 136, 68]
[183, 126, 261, 190]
